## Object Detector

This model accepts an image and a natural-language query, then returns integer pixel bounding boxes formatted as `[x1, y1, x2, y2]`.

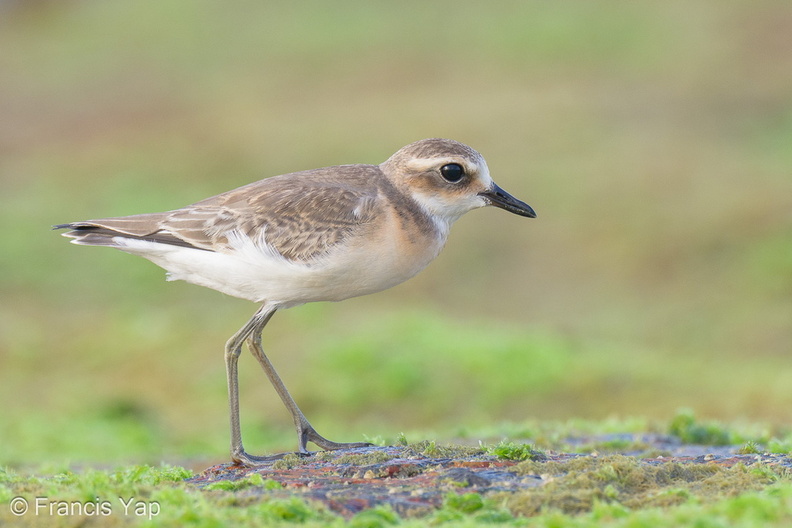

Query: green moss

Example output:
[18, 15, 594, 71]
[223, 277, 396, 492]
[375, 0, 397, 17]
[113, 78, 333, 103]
[203, 473, 282, 491]
[405, 441, 483, 459]
[271, 453, 311, 470]
[312, 450, 336, 462]
[669, 409, 733, 446]
[738, 441, 763, 455]
[488, 441, 547, 461]
[348, 505, 399, 528]
[334, 450, 395, 466]
[253, 497, 330, 523]
[443, 492, 486, 514]
[506, 455, 783, 517]
[768, 438, 792, 455]
[430, 492, 513, 525]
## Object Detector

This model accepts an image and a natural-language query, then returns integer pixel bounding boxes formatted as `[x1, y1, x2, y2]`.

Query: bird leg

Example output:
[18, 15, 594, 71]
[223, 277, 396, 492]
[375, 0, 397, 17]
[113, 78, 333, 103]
[225, 304, 281, 465]
[225, 304, 371, 466]
[245, 312, 373, 455]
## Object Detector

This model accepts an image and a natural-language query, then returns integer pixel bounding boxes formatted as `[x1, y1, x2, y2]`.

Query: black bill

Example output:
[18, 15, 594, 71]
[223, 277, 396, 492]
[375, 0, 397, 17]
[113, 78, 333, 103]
[479, 183, 537, 218]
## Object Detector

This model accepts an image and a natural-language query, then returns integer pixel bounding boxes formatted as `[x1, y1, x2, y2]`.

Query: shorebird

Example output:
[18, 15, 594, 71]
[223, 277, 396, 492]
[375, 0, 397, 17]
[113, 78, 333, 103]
[55, 138, 536, 465]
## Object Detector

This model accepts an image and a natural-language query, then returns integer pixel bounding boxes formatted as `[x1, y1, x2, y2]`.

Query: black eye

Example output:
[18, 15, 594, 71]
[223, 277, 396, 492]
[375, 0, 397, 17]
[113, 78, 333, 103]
[440, 163, 465, 183]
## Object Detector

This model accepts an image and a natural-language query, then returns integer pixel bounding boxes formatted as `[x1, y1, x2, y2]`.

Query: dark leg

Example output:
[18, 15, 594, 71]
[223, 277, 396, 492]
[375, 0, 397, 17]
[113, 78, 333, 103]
[225, 304, 280, 465]
[245, 313, 372, 455]
[225, 304, 371, 466]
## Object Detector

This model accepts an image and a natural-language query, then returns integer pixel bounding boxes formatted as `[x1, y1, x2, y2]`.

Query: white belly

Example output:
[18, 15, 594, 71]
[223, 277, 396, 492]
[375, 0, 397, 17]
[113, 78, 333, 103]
[113, 220, 447, 306]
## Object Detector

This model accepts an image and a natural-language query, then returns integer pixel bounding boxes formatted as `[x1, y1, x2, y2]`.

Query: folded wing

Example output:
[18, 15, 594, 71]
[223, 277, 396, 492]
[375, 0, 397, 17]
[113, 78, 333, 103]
[56, 165, 381, 263]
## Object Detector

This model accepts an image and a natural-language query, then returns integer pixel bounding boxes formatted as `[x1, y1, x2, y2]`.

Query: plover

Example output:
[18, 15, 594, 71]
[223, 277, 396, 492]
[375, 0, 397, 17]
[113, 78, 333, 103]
[55, 138, 536, 465]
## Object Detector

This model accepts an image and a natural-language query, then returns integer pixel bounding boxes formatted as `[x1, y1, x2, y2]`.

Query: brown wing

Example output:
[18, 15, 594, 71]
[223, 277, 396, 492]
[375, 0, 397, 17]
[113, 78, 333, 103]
[59, 164, 383, 263]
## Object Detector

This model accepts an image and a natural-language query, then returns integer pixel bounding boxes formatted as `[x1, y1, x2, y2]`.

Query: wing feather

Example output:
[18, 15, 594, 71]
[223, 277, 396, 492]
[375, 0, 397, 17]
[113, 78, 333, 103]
[59, 165, 383, 263]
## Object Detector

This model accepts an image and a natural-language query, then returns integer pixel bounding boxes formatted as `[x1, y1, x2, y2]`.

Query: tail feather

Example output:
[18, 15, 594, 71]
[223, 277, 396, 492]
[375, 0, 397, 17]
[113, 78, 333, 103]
[54, 222, 204, 250]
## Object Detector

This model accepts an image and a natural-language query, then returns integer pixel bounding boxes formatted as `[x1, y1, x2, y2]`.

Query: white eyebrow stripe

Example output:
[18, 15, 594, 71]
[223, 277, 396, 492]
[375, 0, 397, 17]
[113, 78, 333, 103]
[405, 157, 484, 175]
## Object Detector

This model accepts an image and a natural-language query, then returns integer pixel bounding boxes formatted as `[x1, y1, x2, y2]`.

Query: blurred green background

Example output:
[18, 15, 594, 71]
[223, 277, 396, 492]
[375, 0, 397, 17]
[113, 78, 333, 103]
[1, 0, 791, 467]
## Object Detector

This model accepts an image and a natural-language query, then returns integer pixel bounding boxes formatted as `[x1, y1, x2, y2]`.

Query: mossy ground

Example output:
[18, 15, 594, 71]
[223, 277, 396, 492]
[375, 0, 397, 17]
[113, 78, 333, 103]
[3, 417, 792, 528]
[2, 460, 791, 528]
[507, 455, 780, 515]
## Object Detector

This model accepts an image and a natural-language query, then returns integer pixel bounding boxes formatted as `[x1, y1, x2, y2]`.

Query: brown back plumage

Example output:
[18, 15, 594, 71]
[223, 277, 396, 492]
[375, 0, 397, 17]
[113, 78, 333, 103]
[56, 164, 390, 262]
